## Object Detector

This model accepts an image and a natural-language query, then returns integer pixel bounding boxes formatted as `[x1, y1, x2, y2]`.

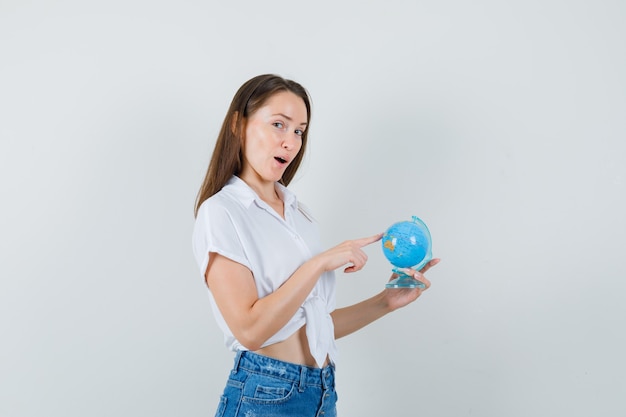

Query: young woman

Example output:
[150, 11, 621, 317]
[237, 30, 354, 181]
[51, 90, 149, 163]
[193, 74, 439, 417]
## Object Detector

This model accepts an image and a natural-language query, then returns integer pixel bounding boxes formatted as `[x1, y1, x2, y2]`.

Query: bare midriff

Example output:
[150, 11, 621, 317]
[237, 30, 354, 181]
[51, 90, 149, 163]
[254, 325, 329, 368]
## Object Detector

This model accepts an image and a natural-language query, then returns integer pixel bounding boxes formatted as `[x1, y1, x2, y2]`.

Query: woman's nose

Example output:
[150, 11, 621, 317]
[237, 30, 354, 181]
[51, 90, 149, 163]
[282, 135, 296, 150]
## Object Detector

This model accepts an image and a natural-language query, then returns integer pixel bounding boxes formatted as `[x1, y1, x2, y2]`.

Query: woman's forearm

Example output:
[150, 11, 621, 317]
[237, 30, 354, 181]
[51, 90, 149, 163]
[239, 257, 327, 350]
[330, 291, 392, 339]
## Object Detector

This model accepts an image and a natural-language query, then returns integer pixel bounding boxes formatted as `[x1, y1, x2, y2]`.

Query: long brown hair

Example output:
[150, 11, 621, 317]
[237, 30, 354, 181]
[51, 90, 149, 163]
[194, 74, 312, 217]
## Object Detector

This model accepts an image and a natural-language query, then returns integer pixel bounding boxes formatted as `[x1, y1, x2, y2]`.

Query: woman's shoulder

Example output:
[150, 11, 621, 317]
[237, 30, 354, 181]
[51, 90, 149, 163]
[195, 190, 239, 224]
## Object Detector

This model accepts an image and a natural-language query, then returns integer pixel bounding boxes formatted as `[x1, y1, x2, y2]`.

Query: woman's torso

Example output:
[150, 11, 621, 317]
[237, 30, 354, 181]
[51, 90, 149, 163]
[255, 326, 329, 367]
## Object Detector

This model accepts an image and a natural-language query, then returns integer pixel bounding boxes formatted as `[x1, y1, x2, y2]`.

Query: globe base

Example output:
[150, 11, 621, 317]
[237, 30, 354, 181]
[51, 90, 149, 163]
[386, 269, 426, 289]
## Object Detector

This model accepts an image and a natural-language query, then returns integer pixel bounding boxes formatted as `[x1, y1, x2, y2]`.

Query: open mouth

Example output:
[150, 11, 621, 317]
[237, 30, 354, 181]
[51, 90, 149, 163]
[274, 157, 288, 164]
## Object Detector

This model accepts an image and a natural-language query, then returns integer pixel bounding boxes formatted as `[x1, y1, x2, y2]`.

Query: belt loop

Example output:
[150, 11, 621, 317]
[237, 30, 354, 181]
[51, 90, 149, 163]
[298, 366, 307, 393]
[232, 350, 244, 374]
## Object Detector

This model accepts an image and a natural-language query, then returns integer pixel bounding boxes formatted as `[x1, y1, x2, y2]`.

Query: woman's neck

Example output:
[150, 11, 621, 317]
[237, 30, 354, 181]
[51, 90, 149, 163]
[238, 174, 284, 217]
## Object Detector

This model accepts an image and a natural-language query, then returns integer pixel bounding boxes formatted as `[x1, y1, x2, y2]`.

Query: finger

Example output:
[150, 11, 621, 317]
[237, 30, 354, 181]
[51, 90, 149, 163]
[413, 271, 431, 290]
[344, 263, 363, 273]
[350, 248, 370, 271]
[395, 268, 431, 289]
[344, 252, 368, 273]
[419, 258, 441, 273]
[354, 232, 384, 248]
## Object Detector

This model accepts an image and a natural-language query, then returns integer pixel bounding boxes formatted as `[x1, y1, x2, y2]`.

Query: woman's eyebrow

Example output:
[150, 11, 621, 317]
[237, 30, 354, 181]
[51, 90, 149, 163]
[272, 113, 308, 126]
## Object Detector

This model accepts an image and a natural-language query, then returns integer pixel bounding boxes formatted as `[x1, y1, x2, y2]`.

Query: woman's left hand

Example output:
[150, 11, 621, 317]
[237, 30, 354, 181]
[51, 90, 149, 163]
[382, 258, 440, 312]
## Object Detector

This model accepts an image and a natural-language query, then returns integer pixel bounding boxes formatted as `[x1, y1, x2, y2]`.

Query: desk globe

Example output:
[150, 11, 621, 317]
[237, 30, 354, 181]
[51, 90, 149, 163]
[382, 216, 432, 288]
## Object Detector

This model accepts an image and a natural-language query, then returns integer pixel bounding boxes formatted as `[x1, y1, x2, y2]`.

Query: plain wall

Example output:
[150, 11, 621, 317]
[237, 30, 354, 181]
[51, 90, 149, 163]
[1, 0, 625, 416]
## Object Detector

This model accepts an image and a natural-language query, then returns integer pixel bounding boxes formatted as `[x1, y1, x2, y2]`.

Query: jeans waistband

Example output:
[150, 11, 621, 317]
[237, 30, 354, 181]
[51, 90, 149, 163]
[233, 351, 335, 389]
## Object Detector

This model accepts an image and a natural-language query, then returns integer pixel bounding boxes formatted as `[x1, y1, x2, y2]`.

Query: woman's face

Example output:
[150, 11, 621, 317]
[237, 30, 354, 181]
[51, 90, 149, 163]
[240, 90, 307, 187]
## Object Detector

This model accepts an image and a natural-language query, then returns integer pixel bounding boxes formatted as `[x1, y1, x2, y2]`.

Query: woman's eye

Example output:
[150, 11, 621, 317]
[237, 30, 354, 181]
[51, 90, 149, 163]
[295, 129, 304, 136]
[273, 122, 284, 129]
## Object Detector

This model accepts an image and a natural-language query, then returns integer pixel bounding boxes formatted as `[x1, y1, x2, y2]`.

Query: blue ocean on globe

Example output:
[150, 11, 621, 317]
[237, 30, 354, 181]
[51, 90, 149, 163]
[382, 217, 431, 269]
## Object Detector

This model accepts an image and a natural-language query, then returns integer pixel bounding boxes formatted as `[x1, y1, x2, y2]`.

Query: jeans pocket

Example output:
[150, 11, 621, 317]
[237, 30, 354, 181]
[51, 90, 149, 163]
[242, 374, 295, 405]
[254, 384, 288, 400]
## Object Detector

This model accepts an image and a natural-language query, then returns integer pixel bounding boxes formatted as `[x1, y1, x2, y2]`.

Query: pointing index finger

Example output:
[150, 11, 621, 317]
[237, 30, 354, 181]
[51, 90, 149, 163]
[355, 232, 384, 248]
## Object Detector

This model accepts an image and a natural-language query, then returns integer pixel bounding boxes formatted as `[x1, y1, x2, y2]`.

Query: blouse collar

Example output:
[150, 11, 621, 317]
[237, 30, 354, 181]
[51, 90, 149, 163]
[225, 175, 298, 211]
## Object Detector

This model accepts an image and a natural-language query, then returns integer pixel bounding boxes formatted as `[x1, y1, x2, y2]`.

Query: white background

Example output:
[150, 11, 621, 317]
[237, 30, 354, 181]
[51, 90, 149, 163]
[1, 1, 625, 416]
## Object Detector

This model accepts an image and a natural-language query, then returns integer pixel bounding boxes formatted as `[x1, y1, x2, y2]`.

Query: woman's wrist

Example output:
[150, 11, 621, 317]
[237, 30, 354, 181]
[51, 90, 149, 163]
[306, 253, 328, 278]
[374, 290, 394, 314]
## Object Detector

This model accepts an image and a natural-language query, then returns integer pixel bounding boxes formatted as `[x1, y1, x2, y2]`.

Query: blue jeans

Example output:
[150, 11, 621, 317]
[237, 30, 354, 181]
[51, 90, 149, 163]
[214, 351, 337, 417]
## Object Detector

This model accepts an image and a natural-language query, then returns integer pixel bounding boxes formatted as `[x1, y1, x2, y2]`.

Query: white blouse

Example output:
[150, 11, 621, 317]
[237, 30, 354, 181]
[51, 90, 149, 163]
[192, 176, 338, 367]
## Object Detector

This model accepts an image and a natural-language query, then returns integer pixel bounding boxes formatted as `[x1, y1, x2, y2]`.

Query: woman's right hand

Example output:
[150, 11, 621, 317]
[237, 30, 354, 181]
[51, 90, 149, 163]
[316, 233, 383, 273]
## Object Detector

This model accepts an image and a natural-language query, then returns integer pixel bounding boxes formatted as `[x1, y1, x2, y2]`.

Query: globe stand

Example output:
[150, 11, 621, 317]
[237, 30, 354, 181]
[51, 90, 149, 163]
[387, 268, 427, 289]
[382, 216, 432, 289]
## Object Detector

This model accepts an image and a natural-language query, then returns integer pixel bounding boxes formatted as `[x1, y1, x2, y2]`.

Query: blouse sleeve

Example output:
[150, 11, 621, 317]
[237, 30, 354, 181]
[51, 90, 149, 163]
[192, 201, 251, 279]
